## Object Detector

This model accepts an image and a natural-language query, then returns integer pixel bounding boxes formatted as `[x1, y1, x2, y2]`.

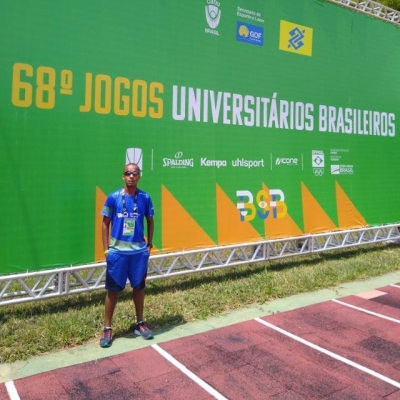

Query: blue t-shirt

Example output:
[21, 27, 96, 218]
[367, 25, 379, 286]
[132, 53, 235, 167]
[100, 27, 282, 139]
[101, 188, 154, 254]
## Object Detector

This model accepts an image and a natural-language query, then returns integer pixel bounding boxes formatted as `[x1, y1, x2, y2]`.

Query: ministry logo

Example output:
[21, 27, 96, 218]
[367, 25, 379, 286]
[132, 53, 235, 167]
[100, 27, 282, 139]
[331, 165, 354, 175]
[205, 0, 221, 36]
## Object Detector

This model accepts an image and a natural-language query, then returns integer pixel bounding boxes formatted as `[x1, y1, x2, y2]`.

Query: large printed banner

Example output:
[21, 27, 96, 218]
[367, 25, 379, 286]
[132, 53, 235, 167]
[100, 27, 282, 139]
[1, 1, 399, 273]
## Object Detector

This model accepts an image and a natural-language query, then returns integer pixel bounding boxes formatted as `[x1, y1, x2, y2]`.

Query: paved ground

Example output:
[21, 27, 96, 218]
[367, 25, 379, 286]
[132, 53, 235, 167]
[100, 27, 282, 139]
[2, 270, 400, 399]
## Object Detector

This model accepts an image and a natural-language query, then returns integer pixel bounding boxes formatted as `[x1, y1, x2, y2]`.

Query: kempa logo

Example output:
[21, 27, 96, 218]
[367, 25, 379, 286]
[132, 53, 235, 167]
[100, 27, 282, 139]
[200, 158, 227, 168]
[163, 152, 194, 168]
[205, 0, 221, 35]
[312, 150, 324, 177]
[275, 157, 298, 166]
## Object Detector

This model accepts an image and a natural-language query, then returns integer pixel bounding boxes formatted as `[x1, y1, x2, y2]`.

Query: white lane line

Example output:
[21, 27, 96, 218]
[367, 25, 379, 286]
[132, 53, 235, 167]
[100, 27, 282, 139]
[255, 317, 400, 389]
[332, 299, 400, 323]
[390, 284, 400, 289]
[152, 344, 228, 400]
[5, 381, 20, 400]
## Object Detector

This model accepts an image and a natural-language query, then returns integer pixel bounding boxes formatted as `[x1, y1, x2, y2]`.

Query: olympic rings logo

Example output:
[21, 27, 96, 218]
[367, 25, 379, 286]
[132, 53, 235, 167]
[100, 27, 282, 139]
[313, 168, 324, 176]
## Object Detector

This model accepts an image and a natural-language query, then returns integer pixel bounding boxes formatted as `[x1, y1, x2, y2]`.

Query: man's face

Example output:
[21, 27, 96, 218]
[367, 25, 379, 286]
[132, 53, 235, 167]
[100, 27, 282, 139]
[122, 165, 141, 187]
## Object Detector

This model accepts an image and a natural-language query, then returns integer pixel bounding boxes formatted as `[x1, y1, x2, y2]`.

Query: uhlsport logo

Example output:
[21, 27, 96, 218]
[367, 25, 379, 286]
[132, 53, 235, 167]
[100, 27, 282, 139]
[279, 20, 313, 57]
[312, 150, 324, 176]
[205, 0, 221, 36]
[163, 151, 194, 168]
[236, 21, 263, 46]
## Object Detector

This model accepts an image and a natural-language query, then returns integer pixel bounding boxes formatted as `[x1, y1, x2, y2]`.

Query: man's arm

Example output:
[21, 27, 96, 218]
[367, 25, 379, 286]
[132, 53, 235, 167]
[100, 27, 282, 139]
[102, 216, 111, 253]
[146, 216, 154, 249]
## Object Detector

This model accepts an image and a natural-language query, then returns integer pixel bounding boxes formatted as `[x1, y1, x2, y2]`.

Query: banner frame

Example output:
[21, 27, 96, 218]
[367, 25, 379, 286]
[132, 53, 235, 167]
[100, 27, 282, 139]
[1, 224, 399, 306]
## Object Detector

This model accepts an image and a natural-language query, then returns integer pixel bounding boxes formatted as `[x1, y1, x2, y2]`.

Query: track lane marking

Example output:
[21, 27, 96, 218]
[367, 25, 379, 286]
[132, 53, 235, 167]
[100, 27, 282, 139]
[390, 284, 400, 289]
[5, 381, 20, 400]
[152, 344, 228, 400]
[255, 317, 400, 389]
[332, 299, 400, 323]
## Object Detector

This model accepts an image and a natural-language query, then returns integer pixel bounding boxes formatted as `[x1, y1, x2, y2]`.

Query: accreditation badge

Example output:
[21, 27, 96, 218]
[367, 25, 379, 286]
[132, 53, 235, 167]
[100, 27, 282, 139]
[122, 218, 135, 236]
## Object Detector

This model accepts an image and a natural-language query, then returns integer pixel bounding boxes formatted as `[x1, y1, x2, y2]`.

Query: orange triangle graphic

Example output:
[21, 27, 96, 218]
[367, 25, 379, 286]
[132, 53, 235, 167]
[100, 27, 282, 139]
[216, 184, 262, 245]
[162, 185, 215, 252]
[336, 181, 367, 229]
[301, 182, 337, 233]
[95, 186, 107, 262]
[262, 183, 303, 238]
[95, 186, 160, 260]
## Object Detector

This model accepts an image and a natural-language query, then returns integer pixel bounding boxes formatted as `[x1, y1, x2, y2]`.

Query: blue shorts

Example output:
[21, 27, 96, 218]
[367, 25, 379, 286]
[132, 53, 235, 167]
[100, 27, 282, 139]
[105, 250, 149, 291]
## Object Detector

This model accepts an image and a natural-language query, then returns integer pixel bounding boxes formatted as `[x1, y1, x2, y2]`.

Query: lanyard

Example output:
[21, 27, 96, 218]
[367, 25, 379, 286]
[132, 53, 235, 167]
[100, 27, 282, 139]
[122, 192, 138, 217]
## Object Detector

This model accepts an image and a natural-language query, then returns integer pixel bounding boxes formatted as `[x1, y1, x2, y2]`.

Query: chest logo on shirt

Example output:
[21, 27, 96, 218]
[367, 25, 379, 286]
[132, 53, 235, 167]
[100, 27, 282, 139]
[117, 212, 140, 219]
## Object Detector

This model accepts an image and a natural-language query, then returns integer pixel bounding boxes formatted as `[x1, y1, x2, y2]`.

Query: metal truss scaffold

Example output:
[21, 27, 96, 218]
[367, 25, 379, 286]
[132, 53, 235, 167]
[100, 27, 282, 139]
[1, 224, 399, 306]
[327, 0, 400, 24]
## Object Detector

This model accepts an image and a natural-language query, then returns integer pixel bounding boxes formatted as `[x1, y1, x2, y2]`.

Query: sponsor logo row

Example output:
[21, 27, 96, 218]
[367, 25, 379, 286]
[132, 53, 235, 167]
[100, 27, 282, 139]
[205, 1, 313, 56]
[163, 155, 265, 169]
[127, 148, 353, 175]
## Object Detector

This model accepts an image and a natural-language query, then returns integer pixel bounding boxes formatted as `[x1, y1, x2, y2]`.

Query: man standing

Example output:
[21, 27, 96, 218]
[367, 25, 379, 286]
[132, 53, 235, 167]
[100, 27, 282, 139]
[100, 163, 154, 348]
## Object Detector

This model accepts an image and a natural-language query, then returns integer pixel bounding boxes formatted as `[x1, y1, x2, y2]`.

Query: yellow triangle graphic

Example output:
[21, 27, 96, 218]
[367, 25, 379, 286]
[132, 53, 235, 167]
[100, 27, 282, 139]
[216, 184, 262, 245]
[95, 186, 107, 262]
[162, 185, 215, 252]
[262, 183, 303, 238]
[301, 182, 337, 233]
[336, 181, 367, 229]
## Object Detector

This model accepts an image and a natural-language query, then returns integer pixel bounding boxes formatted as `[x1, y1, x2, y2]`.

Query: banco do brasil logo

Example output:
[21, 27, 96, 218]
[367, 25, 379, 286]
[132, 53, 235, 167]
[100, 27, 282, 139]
[279, 20, 313, 57]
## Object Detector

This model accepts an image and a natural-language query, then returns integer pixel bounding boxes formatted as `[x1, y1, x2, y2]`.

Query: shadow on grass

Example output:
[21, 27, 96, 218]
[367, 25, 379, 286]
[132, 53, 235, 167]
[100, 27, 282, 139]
[113, 314, 187, 338]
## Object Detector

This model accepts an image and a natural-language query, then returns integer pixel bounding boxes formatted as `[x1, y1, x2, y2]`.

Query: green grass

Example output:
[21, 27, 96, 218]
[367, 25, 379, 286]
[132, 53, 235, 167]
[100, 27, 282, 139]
[1, 242, 400, 363]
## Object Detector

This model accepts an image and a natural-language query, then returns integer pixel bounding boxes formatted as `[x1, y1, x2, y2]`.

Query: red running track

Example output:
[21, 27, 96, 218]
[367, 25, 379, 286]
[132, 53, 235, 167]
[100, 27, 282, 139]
[4, 283, 400, 399]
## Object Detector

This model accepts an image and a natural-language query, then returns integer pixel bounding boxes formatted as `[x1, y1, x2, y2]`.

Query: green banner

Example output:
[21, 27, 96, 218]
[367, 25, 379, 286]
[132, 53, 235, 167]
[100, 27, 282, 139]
[1, 0, 399, 273]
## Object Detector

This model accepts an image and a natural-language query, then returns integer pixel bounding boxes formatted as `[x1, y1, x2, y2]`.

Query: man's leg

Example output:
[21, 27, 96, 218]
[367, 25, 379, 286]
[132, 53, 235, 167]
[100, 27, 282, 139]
[105, 290, 118, 327]
[100, 252, 127, 347]
[130, 252, 153, 339]
[100, 290, 118, 347]
[104, 252, 126, 327]
[133, 288, 153, 339]
[132, 288, 144, 323]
